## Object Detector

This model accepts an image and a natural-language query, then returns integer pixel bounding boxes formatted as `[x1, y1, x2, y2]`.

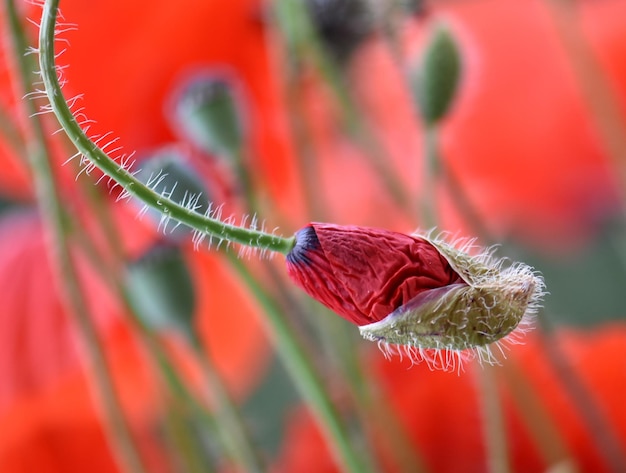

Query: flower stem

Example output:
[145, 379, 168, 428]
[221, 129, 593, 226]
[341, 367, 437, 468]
[420, 125, 440, 228]
[161, 397, 217, 473]
[187, 330, 266, 473]
[539, 312, 626, 472]
[7, 2, 149, 473]
[38, 0, 294, 255]
[272, 0, 413, 214]
[0, 105, 27, 160]
[63, 198, 232, 471]
[72, 229, 230, 471]
[226, 254, 375, 473]
[474, 363, 510, 473]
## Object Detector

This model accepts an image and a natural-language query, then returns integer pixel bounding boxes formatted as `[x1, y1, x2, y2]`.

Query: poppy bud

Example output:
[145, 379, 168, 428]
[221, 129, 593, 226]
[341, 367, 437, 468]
[173, 75, 244, 158]
[286, 223, 544, 365]
[411, 24, 462, 126]
[306, 0, 374, 63]
[127, 244, 196, 338]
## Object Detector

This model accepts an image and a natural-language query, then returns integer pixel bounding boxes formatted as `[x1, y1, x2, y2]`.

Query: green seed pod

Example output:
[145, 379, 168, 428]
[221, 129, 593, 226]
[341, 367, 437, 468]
[127, 244, 196, 338]
[359, 233, 544, 370]
[411, 24, 462, 126]
[174, 76, 243, 158]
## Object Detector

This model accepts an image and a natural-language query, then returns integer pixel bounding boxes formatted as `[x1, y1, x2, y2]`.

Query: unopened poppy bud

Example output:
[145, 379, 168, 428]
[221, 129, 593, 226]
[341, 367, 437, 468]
[127, 244, 196, 338]
[411, 24, 462, 126]
[286, 223, 544, 366]
[306, 0, 373, 63]
[173, 76, 244, 157]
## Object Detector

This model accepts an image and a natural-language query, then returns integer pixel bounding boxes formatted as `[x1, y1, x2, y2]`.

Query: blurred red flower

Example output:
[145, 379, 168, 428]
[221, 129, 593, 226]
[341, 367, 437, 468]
[0, 211, 161, 473]
[274, 323, 626, 473]
[43, 0, 626, 245]
[0, 2, 273, 471]
[296, 0, 625, 246]
[0, 207, 271, 473]
[1, 0, 625, 472]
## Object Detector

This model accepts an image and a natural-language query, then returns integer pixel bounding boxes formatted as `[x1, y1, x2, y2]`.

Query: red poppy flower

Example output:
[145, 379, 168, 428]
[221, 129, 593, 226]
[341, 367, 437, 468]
[0, 211, 161, 473]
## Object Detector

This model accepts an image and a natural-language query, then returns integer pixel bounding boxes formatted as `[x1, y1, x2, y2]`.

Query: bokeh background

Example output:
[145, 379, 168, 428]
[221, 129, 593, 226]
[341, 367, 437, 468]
[1, 0, 626, 472]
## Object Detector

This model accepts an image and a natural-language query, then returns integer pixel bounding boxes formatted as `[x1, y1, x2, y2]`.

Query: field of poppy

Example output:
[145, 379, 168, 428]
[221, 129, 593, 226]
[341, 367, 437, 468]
[1, 1, 626, 472]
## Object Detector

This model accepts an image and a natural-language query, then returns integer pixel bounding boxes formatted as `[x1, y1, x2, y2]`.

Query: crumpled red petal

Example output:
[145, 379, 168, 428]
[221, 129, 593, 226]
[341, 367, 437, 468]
[286, 223, 465, 325]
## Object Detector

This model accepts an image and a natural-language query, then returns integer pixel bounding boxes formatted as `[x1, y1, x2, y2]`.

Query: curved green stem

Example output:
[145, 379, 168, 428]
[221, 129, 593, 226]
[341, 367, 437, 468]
[38, 0, 294, 255]
[161, 398, 216, 473]
[7, 2, 149, 472]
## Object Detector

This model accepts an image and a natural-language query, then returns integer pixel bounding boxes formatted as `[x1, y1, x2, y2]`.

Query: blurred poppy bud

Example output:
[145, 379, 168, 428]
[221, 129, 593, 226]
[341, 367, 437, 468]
[306, 0, 373, 63]
[127, 244, 196, 339]
[400, 0, 428, 17]
[173, 75, 244, 157]
[286, 223, 544, 362]
[137, 149, 211, 240]
[411, 24, 462, 126]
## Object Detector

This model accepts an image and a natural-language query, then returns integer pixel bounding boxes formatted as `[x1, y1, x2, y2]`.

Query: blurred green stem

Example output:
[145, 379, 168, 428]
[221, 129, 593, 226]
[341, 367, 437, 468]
[7, 2, 148, 473]
[474, 363, 510, 473]
[0, 105, 27, 159]
[341, 340, 429, 473]
[539, 312, 626, 472]
[63, 194, 227, 471]
[545, 0, 626, 190]
[227, 254, 375, 473]
[231, 147, 257, 217]
[162, 396, 215, 473]
[273, 0, 413, 214]
[421, 125, 439, 228]
[187, 329, 266, 473]
[499, 357, 574, 469]
[72, 229, 224, 471]
[422, 124, 491, 240]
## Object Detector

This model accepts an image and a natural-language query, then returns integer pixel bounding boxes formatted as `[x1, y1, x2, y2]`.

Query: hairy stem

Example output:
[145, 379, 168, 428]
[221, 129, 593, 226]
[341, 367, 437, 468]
[38, 0, 294, 255]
